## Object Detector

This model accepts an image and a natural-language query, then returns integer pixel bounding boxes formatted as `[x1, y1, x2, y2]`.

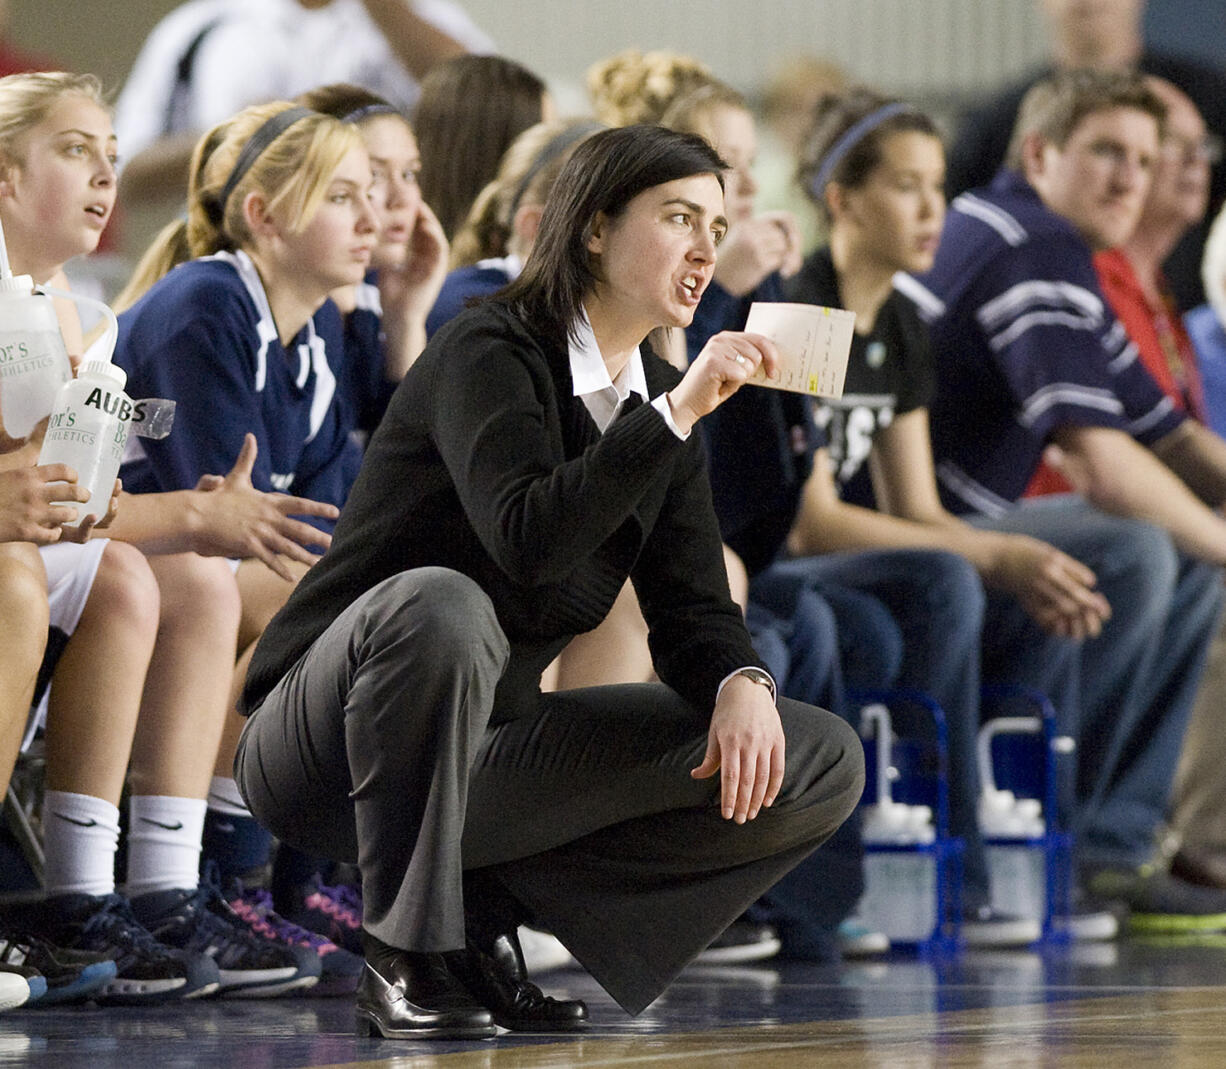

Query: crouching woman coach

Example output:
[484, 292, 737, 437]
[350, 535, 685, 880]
[234, 123, 863, 1040]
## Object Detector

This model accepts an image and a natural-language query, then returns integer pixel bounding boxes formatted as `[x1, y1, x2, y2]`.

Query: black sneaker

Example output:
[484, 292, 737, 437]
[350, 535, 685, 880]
[132, 869, 320, 998]
[227, 883, 361, 997]
[280, 875, 363, 956]
[0, 929, 116, 1004]
[693, 920, 781, 965]
[1085, 864, 1226, 933]
[34, 893, 217, 1003]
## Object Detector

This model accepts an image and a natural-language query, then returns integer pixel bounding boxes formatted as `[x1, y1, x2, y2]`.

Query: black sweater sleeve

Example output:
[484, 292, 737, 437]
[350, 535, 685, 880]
[631, 409, 767, 710]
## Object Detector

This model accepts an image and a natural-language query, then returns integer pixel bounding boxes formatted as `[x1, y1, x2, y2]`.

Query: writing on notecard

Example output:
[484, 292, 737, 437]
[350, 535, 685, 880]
[743, 302, 856, 398]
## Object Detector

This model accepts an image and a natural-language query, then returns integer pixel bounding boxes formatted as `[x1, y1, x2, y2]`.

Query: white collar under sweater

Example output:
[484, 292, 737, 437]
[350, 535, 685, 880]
[568, 308, 651, 434]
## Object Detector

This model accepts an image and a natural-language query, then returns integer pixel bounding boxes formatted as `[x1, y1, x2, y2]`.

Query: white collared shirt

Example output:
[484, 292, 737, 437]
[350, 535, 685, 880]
[567, 310, 687, 439]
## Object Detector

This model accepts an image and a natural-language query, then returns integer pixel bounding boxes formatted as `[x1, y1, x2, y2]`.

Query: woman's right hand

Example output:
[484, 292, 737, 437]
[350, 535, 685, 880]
[0, 464, 88, 545]
[666, 331, 779, 434]
[188, 433, 339, 579]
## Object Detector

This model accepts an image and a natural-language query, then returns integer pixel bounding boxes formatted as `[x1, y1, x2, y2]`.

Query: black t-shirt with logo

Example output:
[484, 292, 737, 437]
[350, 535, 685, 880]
[784, 247, 935, 507]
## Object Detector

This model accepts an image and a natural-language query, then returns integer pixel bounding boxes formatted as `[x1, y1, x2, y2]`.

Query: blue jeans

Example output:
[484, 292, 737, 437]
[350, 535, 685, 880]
[968, 495, 1224, 870]
[756, 549, 1004, 912]
[745, 578, 866, 954]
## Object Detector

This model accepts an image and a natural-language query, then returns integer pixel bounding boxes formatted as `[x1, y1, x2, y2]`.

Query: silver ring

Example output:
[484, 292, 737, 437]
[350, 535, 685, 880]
[733, 353, 748, 367]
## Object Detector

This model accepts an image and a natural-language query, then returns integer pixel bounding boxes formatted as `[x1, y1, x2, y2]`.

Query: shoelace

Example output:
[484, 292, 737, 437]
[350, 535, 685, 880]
[231, 890, 332, 951]
[199, 862, 283, 948]
[0, 937, 34, 967]
[80, 895, 174, 959]
[310, 880, 362, 926]
[189, 883, 280, 955]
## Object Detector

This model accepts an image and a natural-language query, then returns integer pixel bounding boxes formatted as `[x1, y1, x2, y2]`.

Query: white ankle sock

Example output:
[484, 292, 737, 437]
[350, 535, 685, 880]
[125, 795, 207, 897]
[43, 790, 121, 898]
[207, 776, 252, 818]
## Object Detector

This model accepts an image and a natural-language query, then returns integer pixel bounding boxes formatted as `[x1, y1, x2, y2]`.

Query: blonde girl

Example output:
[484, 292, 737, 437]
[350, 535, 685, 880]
[109, 103, 382, 993]
[0, 71, 275, 1004]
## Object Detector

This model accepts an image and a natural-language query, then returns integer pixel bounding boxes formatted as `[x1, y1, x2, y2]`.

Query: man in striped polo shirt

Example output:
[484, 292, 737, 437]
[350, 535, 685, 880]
[904, 68, 1226, 930]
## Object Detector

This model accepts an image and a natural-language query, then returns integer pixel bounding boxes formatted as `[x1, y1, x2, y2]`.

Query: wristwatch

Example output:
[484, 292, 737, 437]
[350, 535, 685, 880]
[734, 666, 776, 699]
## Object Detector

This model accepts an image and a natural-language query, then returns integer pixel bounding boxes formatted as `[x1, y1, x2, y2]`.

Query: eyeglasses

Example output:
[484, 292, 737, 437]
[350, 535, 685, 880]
[1160, 132, 1224, 167]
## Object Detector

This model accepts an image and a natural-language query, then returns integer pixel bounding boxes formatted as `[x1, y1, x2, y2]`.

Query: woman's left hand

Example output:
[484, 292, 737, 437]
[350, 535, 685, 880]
[379, 199, 449, 323]
[690, 674, 786, 823]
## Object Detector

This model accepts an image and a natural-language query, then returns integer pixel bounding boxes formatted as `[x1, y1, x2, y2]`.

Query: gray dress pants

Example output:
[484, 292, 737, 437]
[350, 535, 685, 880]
[235, 567, 863, 1013]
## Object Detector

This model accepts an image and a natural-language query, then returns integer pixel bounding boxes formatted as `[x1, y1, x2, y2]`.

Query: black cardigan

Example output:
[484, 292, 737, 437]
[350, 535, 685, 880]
[242, 301, 763, 721]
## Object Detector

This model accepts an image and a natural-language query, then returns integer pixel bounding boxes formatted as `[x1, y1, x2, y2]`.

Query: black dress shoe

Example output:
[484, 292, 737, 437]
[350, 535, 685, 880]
[449, 930, 587, 1032]
[354, 952, 496, 1039]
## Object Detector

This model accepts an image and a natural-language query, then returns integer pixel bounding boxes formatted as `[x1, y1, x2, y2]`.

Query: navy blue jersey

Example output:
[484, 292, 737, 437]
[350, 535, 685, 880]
[116, 251, 356, 517]
[336, 273, 397, 437]
[425, 261, 514, 338]
[902, 170, 1184, 516]
[785, 247, 934, 506]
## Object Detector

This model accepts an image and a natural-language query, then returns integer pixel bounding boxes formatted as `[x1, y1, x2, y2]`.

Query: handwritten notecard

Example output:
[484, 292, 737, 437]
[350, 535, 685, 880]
[743, 302, 856, 398]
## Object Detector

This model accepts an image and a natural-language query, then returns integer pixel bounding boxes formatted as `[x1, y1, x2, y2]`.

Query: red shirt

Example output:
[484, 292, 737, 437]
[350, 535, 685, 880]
[1024, 247, 1205, 497]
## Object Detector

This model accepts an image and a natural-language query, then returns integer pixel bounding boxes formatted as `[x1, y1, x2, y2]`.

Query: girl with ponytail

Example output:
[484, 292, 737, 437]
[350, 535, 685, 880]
[0, 74, 339, 1002]
[109, 101, 381, 995]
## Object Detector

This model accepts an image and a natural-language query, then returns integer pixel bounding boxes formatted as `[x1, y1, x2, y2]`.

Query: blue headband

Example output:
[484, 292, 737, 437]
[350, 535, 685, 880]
[809, 102, 912, 197]
[340, 103, 402, 125]
[508, 121, 604, 218]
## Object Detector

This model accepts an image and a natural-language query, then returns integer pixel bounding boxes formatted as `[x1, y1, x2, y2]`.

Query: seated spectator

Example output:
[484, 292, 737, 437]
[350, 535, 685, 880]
[299, 84, 448, 434]
[1027, 75, 1213, 495]
[1096, 85, 1226, 896]
[945, 0, 1226, 311]
[679, 82, 1100, 948]
[753, 54, 849, 252]
[0, 473, 102, 1010]
[903, 67, 1226, 925]
[586, 49, 713, 128]
[0, 72, 335, 1000]
[110, 101, 386, 986]
[430, 117, 602, 336]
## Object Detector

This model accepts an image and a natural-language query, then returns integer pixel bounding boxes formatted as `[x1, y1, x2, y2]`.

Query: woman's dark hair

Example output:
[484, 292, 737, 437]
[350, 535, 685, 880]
[450, 118, 604, 268]
[797, 87, 941, 221]
[298, 82, 401, 124]
[496, 123, 726, 340]
[413, 54, 547, 240]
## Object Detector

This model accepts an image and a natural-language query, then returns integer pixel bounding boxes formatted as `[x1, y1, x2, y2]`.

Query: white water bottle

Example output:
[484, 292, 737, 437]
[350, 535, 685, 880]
[38, 360, 133, 523]
[0, 274, 73, 439]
